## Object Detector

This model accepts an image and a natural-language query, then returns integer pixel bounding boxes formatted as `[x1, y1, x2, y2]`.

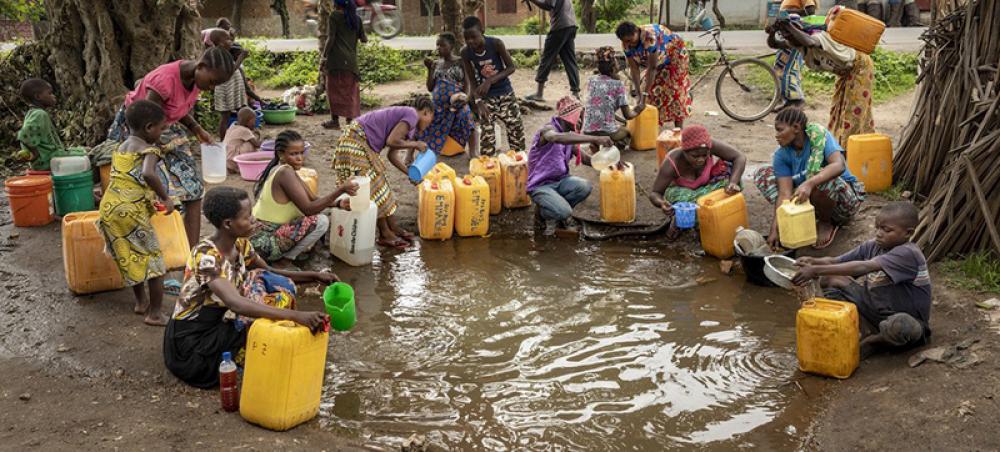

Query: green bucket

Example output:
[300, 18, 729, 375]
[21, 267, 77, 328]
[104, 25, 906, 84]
[322, 282, 356, 332]
[52, 171, 95, 216]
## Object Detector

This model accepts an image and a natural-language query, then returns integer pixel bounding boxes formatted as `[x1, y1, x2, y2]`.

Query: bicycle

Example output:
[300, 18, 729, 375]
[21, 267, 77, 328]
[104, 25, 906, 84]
[683, 6, 780, 122]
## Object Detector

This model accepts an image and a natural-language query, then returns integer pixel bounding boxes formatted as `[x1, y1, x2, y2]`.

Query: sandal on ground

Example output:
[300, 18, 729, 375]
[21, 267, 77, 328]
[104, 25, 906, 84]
[163, 279, 182, 296]
[523, 93, 545, 102]
[813, 225, 840, 250]
[377, 238, 411, 249]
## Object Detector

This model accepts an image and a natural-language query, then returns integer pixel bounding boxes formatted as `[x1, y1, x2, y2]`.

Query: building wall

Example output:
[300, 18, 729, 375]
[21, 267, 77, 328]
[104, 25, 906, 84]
[402, 0, 536, 35]
[200, 0, 314, 37]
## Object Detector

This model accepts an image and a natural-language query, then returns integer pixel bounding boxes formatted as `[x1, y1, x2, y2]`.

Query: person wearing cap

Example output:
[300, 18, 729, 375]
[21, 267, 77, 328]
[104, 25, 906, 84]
[648, 125, 747, 239]
[582, 46, 645, 151]
[528, 96, 613, 233]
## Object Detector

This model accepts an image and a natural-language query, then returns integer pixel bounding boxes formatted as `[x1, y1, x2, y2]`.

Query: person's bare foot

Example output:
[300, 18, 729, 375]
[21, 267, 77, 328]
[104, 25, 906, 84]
[143, 313, 168, 327]
[665, 220, 682, 241]
[134, 300, 148, 315]
[392, 227, 415, 242]
[321, 120, 341, 130]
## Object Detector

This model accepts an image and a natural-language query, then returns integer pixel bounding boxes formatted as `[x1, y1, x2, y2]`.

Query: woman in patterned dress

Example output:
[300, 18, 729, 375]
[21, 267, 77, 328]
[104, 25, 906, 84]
[418, 32, 476, 155]
[616, 21, 692, 128]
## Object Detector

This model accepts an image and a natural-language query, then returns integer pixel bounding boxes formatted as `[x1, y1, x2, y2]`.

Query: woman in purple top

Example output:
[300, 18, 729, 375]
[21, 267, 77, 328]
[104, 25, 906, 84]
[333, 97, 435, 248]
[528, 97, 613, 234]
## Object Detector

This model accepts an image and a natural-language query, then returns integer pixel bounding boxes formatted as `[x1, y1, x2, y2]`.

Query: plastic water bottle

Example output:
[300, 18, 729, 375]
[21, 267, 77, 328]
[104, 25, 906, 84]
[219, 352, 239, 412]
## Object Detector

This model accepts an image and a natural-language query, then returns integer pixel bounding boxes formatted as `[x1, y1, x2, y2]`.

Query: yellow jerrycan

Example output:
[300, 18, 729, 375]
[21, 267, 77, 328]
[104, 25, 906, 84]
[656, 127, 683, 168]
[599, 162, 636, 223]
[151, 209, 191, 270]
[418, 177, 455, 240]
[828, 8, 885, 54]
[240, 319, 330, 431]
[626, 105, 659, 151]
[296, 167, 319, 196]
[846, 133, 892, 193]
[469, 156, 502, 215]
[777, 200, 817, 249]
[428, 162, 457, 184]
[498, 151, 531, 208]
[796, 298, 860, 379]
[441, 136, 465, 156]
[454, 175, 490, 237]
[62, 211, 125, 295]
[696, 189, 749, 259]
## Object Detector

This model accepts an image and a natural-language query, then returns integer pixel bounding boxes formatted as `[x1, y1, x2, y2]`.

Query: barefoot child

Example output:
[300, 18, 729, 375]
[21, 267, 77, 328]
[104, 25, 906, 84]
[164, 186, 334, 388]
[582, 46, 643, 151]
[753, 107, 864, 249]
[16, 78, 66, 171]
[223, 107, 260, 173]
[461, 16, 525, 156]
[529, 97, 613, 234]
[792, 202, 931, 358]
[98, 100, 173, 326]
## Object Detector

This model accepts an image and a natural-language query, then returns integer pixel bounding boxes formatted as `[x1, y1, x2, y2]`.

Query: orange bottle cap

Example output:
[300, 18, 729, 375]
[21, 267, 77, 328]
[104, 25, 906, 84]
[515, 154, 524, 162]
[463, 176, 472, 185]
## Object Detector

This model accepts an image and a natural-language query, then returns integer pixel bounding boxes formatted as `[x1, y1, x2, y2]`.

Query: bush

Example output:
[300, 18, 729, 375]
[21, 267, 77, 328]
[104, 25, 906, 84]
[264, 51, 320, 88]
[358, 39, 408, 84]
[520, 16, 548, 35]
[511, 50, 540, 69]
[942, 251, 1000, 294]
[240, 38, 411, 89]
[595, 19, 615, 34]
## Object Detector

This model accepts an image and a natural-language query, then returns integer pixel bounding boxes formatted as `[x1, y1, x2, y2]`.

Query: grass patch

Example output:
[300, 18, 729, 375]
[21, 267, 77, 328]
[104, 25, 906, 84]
[941, 251, 1000, 294]
[879, 183, 909, 201]
[240, 39, 422, 89]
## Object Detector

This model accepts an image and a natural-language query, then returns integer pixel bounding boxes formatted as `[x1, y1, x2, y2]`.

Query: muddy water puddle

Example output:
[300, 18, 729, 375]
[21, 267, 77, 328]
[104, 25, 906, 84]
[301, 237, 809, 450]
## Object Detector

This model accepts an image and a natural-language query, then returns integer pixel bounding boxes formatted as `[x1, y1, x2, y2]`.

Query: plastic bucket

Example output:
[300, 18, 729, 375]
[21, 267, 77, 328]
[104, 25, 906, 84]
[26, 169, 51, 177]
[52, 171, 96, 216]
[233, 151, 274, 181]
[674, 202, 698, 229]
[5, 175, 55, 227]
[322, 282, 357, 332]
[408, 150, 437, 183]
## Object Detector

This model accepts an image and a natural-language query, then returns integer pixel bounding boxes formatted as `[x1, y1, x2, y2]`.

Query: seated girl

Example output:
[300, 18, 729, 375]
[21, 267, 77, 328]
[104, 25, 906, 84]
[249, 130, 359, 263]
[753, 107, 864, 249]
[333, 98, 434, 249]
[648, 125, 747, 239]
[581, 46, 643, 151]
[417, 32, 477, 156]
[164, 186, 334, 388]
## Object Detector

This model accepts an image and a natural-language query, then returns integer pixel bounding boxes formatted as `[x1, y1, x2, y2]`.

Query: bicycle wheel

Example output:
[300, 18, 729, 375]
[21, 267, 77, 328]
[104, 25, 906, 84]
[715, 58, 780, 122]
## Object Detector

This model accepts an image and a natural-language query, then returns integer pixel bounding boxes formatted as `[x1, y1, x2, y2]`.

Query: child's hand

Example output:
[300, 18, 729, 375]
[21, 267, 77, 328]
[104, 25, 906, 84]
[424, 57, 436, 70]
[337, 197, 352, 210]
[311, 271, 340, 284]
[594, 136, 613, 148]
[795, 256, 817, 266]
[339, 180, 360, 196]
[196, 128, 214, 144]
[725, 183, 741, 195]
[792, 266, 817, 286]
[162, 203, 175, 216]
[660, 201, 674, 217]
[475, 83, 491, 99]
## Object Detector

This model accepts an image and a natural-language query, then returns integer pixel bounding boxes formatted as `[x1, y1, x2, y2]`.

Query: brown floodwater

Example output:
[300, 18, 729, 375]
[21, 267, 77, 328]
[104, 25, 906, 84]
[303, 235, 812, 450]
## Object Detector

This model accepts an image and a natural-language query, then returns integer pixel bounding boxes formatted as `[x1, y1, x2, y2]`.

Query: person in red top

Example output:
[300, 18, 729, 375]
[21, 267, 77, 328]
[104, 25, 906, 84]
[106, 47, 237, 246]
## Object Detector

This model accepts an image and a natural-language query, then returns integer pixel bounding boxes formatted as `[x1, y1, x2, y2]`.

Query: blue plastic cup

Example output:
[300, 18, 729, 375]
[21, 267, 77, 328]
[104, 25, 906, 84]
[673, 202, 698, 229]
[408, 150, 437, 183]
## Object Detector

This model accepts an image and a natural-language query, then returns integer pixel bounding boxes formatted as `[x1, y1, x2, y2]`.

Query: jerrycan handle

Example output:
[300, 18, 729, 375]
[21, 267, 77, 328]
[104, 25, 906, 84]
[276, 320, 298, 328]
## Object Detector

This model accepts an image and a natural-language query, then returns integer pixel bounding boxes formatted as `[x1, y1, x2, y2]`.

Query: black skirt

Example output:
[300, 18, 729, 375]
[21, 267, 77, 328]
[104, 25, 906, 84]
[163, 306, 247, 389]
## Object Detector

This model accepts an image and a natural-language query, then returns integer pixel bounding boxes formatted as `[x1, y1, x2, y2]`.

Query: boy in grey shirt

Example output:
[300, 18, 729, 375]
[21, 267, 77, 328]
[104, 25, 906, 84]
[524, 0, 579, 101]
[793, 202, 931, 358]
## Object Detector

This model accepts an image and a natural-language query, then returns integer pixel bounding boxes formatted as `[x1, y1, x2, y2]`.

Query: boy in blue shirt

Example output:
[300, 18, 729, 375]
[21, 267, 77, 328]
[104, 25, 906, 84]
[792, 202, 931, 358]
[753, 107, 864, 249]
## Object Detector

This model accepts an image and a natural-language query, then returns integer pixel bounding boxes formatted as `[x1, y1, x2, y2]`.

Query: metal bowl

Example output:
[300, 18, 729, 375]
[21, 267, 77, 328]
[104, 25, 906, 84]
[764, 255, 798, 289]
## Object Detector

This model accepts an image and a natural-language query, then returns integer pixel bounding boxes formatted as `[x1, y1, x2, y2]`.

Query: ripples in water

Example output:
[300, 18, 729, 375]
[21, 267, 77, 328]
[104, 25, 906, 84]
[317, 238, 803, 450]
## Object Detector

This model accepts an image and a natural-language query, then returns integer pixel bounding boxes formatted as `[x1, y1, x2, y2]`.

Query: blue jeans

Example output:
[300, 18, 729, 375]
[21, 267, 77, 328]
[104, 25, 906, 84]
[529, 176, 592, 222]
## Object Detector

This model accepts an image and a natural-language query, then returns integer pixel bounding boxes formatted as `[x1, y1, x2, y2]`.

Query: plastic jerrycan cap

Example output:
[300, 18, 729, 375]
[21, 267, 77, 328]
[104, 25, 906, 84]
[463, 176, 472, 185]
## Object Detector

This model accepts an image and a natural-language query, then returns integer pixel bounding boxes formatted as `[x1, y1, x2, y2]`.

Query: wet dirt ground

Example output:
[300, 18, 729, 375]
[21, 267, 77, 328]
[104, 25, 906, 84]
[2, 68, 999, 450]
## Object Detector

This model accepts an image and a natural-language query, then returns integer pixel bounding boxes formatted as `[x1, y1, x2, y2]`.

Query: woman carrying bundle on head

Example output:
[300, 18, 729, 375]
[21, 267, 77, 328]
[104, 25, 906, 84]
[767, 5, 875, 145]
[106, 46, 238, 247]
[332, 98, 435, 249]
[248, 130, 359, 264]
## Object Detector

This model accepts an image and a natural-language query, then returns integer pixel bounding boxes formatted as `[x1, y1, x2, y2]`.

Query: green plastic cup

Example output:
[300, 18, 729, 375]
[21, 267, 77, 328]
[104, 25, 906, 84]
[322, 282, 356, 332]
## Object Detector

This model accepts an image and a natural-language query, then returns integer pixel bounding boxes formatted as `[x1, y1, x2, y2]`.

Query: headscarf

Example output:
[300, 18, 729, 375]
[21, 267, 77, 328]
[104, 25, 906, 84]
[334, 0, 362, 32]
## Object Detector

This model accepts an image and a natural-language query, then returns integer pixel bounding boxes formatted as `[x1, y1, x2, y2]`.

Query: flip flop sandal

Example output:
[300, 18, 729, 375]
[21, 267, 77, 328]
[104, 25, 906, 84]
[164, 279, 182, 296]
[813, 225, 840, 250]
[523, 93, 545, 102]
[377, 238, 410, 250]
[396, 231, 416, 242]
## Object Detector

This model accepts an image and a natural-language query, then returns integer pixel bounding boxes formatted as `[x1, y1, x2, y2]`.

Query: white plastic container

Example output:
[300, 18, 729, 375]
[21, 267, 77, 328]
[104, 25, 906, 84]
[201, 143, 227, 184]
[591, 146, 621, 170]
[50, 156, 91, 177]
[349, 175, 371, 212]
[330, 200, 377, 266]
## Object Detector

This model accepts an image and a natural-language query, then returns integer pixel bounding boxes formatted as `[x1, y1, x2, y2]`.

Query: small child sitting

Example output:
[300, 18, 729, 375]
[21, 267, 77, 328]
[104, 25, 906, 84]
[792, 201, 931, 358]
[16, 78, 66, 171]
[223, 106, 261, 173]
[581, 46, 643, 151]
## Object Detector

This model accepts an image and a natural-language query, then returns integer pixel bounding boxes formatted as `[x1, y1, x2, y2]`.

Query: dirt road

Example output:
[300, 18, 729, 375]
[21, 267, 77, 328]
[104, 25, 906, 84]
[1, 69, 997, 450]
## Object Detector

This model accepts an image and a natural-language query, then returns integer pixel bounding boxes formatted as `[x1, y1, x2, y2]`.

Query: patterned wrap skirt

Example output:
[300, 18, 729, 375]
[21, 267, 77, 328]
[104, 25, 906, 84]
[333, 122, 397, 217]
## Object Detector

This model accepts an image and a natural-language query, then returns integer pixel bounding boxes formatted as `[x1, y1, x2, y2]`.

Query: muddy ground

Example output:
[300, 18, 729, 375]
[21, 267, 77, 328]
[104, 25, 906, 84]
[1, 68, 998, 450]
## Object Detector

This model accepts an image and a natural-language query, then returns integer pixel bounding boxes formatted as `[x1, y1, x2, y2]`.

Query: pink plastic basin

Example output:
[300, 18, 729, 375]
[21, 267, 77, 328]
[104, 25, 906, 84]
[232, 151, 274, 181]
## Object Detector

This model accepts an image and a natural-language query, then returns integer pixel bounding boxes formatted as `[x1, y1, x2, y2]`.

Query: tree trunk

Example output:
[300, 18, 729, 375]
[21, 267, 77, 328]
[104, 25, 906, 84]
[0, 0, 201, 150]
[317, 0, 332, 87]
[441, 0, 464, 44]
[580, 0, 596, 33]
[232, 0, 244, 32]
[423, 0, 438, 33]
